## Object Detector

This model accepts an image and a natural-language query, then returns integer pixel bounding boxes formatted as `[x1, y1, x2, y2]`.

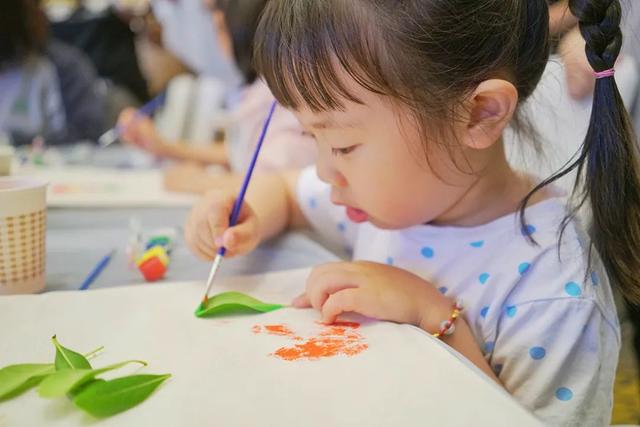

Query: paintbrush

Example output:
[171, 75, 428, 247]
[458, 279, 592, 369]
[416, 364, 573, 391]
[199, 100, 278, 309]
[97, 92, 166, 148]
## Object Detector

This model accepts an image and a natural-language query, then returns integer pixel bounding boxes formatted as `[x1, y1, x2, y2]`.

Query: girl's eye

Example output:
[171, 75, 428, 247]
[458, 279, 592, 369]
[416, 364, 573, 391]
[331, 145, 358, 156]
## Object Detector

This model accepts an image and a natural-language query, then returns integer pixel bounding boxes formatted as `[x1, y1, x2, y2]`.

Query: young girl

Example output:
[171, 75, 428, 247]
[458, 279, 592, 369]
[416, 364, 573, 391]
[185, 1, 639, 425]
[118, 0, 315, 194]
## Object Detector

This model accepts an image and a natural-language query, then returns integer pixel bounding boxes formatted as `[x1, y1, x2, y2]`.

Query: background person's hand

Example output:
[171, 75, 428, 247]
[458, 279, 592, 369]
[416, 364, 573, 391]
[117, 107, 168, 155]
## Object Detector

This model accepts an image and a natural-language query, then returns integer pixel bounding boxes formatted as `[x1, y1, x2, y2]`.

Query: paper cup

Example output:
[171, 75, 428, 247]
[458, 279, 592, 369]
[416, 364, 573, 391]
[0, 145, 14, 176]
[0, 177, 48, 294]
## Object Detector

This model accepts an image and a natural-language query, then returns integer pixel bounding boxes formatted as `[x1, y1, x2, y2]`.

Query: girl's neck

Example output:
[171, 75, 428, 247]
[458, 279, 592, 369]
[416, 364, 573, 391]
[433, 141, 552, 227]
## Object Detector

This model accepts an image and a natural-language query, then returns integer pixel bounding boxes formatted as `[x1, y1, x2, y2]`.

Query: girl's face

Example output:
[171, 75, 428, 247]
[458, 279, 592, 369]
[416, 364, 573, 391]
[294, 74, 490, 230]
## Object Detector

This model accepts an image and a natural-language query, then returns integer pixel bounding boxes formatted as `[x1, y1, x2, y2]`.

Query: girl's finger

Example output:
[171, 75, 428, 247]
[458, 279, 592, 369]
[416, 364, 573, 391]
[197, 227, 219, 255]
[292, 293, 311, 308]
[306, 265, 359, 311]
[195, 239, 217, 261]
[321, 288, 364, 324]
[222, 213, 259, 255]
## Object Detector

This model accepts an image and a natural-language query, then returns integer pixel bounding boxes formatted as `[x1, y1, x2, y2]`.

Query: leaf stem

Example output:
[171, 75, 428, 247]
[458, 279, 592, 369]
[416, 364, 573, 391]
[83, 346, 105, 360]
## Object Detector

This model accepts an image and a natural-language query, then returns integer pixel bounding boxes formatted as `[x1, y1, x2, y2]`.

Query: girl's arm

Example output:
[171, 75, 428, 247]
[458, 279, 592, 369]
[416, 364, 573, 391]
[246, 170, 309, 242]
[426, 316, 502, 384]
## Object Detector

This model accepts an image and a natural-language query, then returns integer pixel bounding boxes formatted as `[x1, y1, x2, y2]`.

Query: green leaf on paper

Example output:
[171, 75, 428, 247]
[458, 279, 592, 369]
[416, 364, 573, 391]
[0, 347, 103, 401]
[195, 291, 284, 318]
[73, 374, 171, 418]
[0, 364, 55, 401]
[0, 338, 170, 419]
[38, 360, 148, 398]
[52, 336, 91, 370]
[69, 379, 106, 399]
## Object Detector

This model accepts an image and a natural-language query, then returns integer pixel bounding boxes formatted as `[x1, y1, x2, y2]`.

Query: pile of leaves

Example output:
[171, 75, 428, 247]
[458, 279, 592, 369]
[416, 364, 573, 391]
[0, 336, 170, 418]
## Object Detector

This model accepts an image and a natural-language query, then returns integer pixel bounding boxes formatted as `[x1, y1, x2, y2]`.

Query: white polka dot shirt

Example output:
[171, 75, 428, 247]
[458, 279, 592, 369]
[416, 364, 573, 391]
[297, 166, 620, 427]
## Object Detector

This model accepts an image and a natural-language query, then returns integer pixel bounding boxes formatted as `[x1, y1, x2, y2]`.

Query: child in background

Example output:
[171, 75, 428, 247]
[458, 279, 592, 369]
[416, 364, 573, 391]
[0, 0, 105, 145]
[118, 0, 315, 194]
[185, 1, 639, 425]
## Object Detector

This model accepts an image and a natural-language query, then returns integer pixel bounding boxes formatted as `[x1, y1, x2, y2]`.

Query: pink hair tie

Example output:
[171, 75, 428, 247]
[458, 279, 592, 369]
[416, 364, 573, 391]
[594, 68, 615, 79]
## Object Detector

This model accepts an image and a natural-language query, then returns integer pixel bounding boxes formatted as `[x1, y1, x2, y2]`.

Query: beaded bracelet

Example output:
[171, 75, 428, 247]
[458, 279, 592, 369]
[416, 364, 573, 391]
[432, 300, 464, 339]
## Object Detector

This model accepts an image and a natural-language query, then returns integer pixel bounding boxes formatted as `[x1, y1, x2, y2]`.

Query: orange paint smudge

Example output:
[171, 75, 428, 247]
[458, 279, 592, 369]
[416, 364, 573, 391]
[252, 321, 368, 361]
[264, 324, 296, 336]
[330, 321, 361, 329]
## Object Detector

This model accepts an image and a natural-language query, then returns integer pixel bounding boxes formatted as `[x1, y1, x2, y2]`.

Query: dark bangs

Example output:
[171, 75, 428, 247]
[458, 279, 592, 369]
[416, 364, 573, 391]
[253, 1, 397, 112]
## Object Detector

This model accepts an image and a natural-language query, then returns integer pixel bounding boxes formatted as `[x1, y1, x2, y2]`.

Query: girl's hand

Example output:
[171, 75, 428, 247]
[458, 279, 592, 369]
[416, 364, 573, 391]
[297, 261, 502, 384]
[184, 190, 260, 260]
[293, 261, 452, 330]
[117, 107, 167, 155]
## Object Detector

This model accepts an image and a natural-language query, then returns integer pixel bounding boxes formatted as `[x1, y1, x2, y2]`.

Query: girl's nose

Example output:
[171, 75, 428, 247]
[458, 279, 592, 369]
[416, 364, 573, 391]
[316, 151, 347, 188]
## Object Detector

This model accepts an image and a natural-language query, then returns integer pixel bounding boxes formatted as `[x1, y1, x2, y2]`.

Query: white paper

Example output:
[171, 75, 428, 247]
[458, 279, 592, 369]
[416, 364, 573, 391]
[15, 167, 196, 208]
[0, 269, 542, 426]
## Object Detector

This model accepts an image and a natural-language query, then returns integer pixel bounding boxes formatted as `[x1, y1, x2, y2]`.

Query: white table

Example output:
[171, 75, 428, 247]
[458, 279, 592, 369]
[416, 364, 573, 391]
[0, 269, 543, 427]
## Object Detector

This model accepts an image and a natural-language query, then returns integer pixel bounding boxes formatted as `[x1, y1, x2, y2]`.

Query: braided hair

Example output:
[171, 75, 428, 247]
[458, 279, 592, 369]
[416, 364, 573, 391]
[523, 0, 640, 302]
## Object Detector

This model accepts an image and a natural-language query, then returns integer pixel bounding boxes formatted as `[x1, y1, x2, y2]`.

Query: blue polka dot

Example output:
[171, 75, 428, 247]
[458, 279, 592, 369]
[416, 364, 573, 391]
[386, 256, 394, 265]
[478, 273, 490, 285]
[421, 247, 435, 258]
[555, 387, 573, 401]
[480, 306, 489, 318]
[483, 341, 495, 353]
[591, 271, 599, 286]
[337, 222, 346, 232]
[505, 306, 517, 317]
[438, 287, 448, 295]
[521, 224, 537, 236]
[470, 240, 485, 248]
[565, 282, 582, 297]
[518, 262, 531, 275]
[309, 198, 317, 209]
[529, 346, 546, 360]
[493, 364, 503, 375]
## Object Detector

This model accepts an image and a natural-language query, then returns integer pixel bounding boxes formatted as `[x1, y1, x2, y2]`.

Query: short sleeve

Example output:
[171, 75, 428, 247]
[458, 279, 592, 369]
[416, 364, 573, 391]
[297, 166, 359, 253]
[484, 298, 619, 426]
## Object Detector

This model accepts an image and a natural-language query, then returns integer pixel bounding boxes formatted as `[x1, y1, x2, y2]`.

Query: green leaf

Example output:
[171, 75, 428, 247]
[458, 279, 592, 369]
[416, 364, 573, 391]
[0, 347, 104, 402]
[52, 335, 91, 370]
[38, 360, 147, 398]
[0, 364, 55, 401]
[73, 374, 171, 418]
[69, 379, 105, 399]
[195, 291, 284, 318]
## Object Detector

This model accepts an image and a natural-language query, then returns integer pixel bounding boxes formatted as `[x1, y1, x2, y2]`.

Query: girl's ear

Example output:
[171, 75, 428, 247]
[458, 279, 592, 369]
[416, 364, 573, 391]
[461, 79, 519, 150]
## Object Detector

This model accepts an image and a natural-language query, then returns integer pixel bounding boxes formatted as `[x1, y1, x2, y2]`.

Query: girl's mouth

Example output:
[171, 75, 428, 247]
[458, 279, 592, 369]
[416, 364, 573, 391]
[346, 206, 369, 223]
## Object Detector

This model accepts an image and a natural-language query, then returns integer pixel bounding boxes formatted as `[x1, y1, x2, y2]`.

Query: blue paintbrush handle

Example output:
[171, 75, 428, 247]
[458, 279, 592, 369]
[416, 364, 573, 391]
[115, 92, 166, 134]
[218, 100, 278, 257]
[138, 92, 166, 116]
[79, 250, 115, 291]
